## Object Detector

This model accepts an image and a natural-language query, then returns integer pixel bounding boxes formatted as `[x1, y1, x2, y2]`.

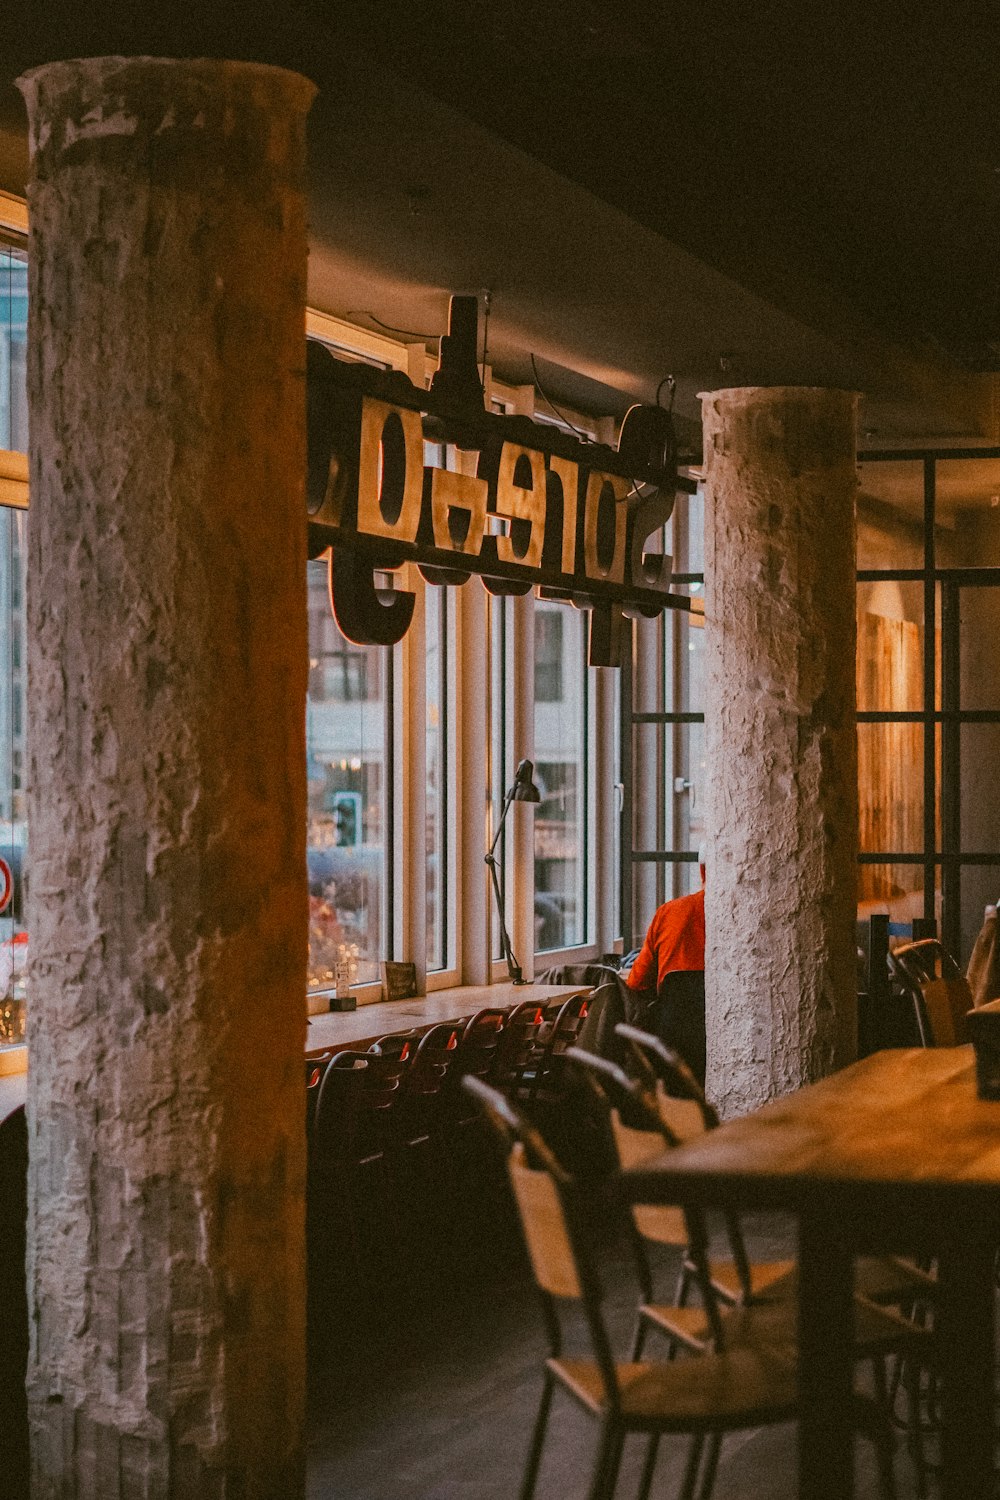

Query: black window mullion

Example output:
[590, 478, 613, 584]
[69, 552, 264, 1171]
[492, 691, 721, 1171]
[941, 581, 962, 956]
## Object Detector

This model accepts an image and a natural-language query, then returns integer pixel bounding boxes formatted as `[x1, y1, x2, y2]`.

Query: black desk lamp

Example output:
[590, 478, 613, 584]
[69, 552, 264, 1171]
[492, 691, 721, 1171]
[485, 758, 541, 985]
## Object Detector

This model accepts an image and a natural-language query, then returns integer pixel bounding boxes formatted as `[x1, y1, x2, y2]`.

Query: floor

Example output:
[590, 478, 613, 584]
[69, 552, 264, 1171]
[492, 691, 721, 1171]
[306, 1211, 931, 1500]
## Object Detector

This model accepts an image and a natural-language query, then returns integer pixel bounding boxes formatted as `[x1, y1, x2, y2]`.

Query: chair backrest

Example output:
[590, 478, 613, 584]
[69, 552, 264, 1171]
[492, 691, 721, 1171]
[397, 1022, 462, 1139]
[456, 1008, 507, 1080]
[564, 1047, 693, 1247]
[462, 1074, 623, 1402]
[370, 1030, 420, 1061]
[615, 1023, 718, 1130]
[313, 1048, 408, 1167]
[888, 939, 975, 1046]
[490, 1000, 548, 1092]
[305, 1051, 334, 1136]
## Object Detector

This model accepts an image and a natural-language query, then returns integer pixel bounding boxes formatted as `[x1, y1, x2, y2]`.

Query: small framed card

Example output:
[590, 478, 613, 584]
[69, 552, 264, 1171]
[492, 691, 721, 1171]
[380, 960, 418, 1003]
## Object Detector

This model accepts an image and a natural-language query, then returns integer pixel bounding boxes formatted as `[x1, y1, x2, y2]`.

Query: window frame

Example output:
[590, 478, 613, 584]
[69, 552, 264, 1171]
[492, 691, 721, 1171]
[1, 191, 627, 1028]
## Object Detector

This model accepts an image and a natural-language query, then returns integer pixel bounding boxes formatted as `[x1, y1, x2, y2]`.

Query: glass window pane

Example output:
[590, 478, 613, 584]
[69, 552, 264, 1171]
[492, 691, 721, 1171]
[425, 587, 449, 973]
[534, 604, 588, 952]
[857, 722, 928, 856]
[0, 246, 28, 453]
[489, 592, 511, 962]
[958, 864, 1000, 969]
[958, 586, 1000, 710]
[0, 507, 27, 1050]
[941, 458, 1000, 569]
[857, 862, 934, 934]
[856, 582, 927, 713]
[857, 461, 928, 570]
[306, 558, 388, 989]
[960, 724, 1000, 858]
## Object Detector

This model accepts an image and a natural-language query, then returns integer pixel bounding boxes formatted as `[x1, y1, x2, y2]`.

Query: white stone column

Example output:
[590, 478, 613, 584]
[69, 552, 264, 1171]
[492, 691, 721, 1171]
[701, 387, 858, 1116]
[18, 58, 314, 1497]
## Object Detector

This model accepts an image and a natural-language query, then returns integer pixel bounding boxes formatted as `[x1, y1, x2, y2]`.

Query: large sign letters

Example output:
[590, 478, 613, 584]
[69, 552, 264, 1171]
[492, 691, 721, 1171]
[306, 337, 692, 666]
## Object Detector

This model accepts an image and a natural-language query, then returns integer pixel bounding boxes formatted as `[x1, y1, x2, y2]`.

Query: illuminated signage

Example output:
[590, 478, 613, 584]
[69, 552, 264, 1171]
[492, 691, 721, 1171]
[306, 311, 694, 667]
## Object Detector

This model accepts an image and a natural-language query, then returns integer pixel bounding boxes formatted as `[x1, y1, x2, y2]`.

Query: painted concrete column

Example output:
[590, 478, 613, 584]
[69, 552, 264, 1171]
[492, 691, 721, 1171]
[701, 387, 858, 1116]
[18, 58, 314, 1497]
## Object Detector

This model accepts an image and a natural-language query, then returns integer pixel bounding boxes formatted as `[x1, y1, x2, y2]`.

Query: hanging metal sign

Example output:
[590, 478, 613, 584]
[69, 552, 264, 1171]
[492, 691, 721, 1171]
[306, 297, 694, 666]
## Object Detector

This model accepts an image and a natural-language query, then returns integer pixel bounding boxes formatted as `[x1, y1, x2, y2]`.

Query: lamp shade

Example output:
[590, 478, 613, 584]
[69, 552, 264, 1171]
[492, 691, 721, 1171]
[511, 758, 541, 803]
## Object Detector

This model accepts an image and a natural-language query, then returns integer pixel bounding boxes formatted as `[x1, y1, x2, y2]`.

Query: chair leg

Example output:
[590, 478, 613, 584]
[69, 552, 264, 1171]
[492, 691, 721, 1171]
[678, 1434, 706, 1500]
[587, 1419, 624, 1500]
[630, 1315, 648, 1361]
[902, 1358, 929, 1500]
[696, 1433, 722, 1500]
[636, 1435, 660, 1500]
[520, 1371, 554, 1500]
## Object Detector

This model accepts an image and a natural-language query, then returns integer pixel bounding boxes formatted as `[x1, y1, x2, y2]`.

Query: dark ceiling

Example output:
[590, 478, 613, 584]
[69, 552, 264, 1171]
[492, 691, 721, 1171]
[1, 2, 998, 440]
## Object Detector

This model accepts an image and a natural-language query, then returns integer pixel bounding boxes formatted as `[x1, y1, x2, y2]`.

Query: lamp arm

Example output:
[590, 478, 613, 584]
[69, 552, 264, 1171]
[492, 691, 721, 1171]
[485, 786, 524, 984]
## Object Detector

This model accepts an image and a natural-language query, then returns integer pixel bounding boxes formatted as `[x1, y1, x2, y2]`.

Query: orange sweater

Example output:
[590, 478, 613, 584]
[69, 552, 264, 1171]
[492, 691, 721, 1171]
[627, 886, 705, 992]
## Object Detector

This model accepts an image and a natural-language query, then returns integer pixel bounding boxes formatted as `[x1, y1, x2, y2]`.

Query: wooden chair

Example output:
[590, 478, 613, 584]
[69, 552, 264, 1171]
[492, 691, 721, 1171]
[309, 1047, 411, 1309]
[462, 1075, 898, 1500]
[490, 999, 549, 1097]
[566, 1049, 931, 1494]
[617, 1024, 938, 1313]
[305, 1050, 335, 1137]
[451, 1008, 508, 1121]
[888, 939, 976, 1047]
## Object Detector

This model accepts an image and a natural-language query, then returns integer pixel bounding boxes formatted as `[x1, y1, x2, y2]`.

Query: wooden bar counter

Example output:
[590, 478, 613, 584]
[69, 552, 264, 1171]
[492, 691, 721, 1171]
[306, 981, 587, 1055]
[0, 983, 589, 1126]
[624, 1046, 1000, 1500]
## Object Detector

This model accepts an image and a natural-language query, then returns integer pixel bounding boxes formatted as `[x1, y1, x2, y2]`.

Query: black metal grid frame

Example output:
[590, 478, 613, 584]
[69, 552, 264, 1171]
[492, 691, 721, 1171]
[620, 451, 1000, 958]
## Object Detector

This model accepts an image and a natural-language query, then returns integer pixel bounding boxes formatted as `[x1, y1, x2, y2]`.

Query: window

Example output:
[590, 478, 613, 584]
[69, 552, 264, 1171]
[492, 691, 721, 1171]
[1, 206, 623, 1029]
[857, 451, 1000, 964]
[424, 583, 450, 973]
[534, 610, 563, 702]
[306, 559, 392, 990]
[1, 243, 27, 453]
[534, 604, 590, 952]
[0, 240, 27, 1052]
[624, 487, 706, 946]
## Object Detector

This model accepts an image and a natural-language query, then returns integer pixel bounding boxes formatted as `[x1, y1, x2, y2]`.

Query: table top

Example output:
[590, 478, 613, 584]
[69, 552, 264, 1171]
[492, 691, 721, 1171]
[305, 981, 589, 1056]
[625, 1046, 1000, 1217]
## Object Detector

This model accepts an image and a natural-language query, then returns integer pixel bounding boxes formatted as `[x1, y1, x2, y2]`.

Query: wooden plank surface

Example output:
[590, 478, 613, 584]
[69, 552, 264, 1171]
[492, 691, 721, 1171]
[626, 1046, 1000, 1213]
[305, 982, 588, 1055]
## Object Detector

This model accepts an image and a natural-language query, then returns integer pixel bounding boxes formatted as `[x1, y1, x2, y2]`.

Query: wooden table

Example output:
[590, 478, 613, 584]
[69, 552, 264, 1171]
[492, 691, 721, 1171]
[307, 982, 588, 1055]
[624, 1047, 1000, 1500]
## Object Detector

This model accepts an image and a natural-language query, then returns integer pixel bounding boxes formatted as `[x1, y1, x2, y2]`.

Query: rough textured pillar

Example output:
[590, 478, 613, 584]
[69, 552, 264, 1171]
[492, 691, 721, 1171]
[18, 58, 314, 1497]
[701, 387, 858, 1116]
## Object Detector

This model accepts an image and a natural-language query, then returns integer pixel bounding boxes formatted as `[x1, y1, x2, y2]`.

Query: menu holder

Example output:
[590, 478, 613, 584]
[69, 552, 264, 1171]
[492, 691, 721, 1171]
[967, 997, 1000, 1100]
[381, 960, 418, 1003]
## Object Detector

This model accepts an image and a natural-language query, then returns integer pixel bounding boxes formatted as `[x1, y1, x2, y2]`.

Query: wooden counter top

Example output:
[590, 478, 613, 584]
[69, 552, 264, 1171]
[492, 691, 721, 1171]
[306, 981, 589, 1055]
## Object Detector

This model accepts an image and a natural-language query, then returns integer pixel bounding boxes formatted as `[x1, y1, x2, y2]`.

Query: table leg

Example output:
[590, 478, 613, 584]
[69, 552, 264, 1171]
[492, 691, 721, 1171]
[937, 1220, 996, 1500]
[798, 1211, 855, 1500]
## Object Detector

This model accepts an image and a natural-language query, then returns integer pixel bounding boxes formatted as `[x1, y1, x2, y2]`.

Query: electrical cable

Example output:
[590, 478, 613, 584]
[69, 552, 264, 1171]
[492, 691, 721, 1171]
[656, 375, 677, 413]
[480, 290, 492, 389]
[529, 353, 593, 442]
[344, 310, 437, 342]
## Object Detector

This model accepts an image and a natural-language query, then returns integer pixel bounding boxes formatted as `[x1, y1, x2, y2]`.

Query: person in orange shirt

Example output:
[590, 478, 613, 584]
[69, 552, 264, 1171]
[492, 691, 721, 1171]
[626, 846, 706, 1085]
